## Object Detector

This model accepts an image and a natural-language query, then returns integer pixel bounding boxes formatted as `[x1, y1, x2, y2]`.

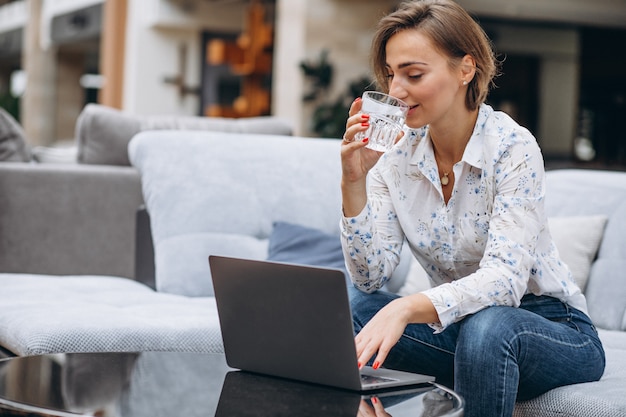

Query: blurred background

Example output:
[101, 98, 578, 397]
[0, 0, 625, 168]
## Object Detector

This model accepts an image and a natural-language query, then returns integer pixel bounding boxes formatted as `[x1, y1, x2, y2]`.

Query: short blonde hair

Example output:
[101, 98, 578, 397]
[371, 0, 499, 110]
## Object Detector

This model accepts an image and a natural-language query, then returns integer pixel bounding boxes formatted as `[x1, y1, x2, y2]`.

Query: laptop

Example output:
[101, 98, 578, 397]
[208, 255, 435, 391]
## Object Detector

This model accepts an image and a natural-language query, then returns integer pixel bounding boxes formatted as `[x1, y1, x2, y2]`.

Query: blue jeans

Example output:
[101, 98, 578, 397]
[349, 287, 606, 417]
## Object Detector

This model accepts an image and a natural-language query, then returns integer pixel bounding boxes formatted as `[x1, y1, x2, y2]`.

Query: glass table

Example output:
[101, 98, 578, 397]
[0, 352, 463, 416]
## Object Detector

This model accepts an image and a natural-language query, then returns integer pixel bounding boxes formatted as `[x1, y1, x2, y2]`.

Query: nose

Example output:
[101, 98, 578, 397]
[388, 78, 407, 101]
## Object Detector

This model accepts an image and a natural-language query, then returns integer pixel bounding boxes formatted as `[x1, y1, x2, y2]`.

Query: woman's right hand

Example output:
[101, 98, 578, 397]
[341, 98, 384, 184]
[341, 98, 387, 217]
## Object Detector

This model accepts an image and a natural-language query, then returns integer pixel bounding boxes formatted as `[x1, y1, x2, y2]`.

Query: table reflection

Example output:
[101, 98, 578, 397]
[215, 370, 456, 417]
[0, 353, 462, 417]
[62, 353, 138, 414]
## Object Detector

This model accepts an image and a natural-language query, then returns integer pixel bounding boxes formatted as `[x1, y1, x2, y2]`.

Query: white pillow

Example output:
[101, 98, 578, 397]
[397, 215, 608, 295]
[548, 215, 608, 291]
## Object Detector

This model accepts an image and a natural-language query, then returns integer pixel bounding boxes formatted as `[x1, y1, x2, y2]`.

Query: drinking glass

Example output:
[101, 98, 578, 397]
[355, 91, 409, 152]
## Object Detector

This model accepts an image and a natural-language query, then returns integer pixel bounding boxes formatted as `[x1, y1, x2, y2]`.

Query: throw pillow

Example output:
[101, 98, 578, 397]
[0, 107, 30, 162]
[548, 215, 608, 291]
[267, 221, 417, 290]
[267, 221, 347, 274]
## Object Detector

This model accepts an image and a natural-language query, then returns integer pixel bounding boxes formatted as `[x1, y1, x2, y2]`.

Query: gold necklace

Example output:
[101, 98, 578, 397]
[431, 119, 475, 187]
[441, 172, 450, 186]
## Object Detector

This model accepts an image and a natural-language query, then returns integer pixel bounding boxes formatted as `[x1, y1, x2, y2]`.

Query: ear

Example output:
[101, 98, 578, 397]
[460, 54, 476, 84]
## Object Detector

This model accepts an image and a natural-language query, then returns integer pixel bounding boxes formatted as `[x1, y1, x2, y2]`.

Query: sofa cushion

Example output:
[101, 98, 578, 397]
[75, 104, 141, 166]
[156, 233, 268, 296]
[0, 274, 223, 356]
[129, 131, 344, 297]
[545, 169, 626, 261]
[544, 170, 626, 331]
[584, 259, 626, 331]
[77, 104, 293, 166]
[547, 215, 607, 291]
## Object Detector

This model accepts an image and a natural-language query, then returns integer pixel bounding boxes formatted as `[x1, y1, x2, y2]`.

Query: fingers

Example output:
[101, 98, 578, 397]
[354, 299, 409, 370]
[356, 333, 395, 370]
[371, 396, 391, 416]
[343, 114, 370, 144]
[358, 398, 390, 417]
[343, 97, 369, 145]
[358, 400, 376, 417]
[348, 96, 364, 117]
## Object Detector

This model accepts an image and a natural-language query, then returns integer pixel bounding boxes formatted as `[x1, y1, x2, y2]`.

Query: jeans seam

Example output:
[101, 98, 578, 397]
[512, 329, 596, 349]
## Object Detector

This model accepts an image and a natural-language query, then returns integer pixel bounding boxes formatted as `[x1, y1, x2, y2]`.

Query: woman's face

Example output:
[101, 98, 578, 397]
[385, 29, 467, 129]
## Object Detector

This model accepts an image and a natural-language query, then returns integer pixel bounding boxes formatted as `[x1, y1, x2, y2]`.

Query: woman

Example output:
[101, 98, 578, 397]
[340, 1, 605, 416]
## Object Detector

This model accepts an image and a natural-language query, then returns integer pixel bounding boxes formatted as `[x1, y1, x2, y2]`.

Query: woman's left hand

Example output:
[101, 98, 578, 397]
[355, 297, 412, 370]
[355, 293, 439, 370]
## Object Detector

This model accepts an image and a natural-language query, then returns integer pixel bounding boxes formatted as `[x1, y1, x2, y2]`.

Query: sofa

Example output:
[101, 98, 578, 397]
[0, 106, 625, 415]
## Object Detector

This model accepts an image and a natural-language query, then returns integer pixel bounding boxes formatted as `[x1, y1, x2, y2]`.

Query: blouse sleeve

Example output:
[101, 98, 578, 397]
[423, 130, 547, 331]
[340, 167, 405, 293]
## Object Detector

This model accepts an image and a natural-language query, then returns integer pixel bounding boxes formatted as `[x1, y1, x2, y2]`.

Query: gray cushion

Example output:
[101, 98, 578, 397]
[0, 274, 223, 356]
[0, 107, 30, 162]
[76, 104, 294, 166]
[545, 169, 626, 260]
[128, 131, 344, 297]
[75, 104, 141, 166]
[545, 169, 626, 332]
[585, 259, 626, 331]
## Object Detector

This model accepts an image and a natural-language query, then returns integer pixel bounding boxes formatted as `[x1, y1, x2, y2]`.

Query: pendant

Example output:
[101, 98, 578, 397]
[441, 172, 450, 186]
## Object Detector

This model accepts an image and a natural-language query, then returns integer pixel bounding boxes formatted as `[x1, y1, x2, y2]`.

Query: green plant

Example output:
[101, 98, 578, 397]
[300, 51, 374, 138]
[0, 93, 19, 121]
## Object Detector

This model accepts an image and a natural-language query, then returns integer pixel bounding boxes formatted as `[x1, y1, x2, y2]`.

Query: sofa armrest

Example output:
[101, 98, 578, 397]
[0, 162, 144, 278]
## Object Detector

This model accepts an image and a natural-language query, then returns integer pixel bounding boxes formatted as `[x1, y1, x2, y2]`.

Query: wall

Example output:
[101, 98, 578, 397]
[273, 0, 588, 154]
[457, 0, 626, 29]
[484, 23, 580, 157]
[123, 0, 243, 116]
[272, 0, 306, 134]
[274, 0, 394, 136]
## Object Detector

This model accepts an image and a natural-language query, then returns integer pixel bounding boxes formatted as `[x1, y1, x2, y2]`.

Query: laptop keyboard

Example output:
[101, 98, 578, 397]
[360, 374, 399, 384]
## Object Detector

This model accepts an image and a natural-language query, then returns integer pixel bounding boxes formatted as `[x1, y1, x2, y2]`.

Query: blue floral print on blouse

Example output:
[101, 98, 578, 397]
[340, 104, 587, 332]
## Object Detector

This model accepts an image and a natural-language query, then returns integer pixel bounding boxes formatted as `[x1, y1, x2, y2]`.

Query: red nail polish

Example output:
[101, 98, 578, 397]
[362, 138, 369, 143]
[373, 361, 380, 369]
[361, 122, 369, 127]
[357, 361, 362, 368]
[372, 397, 378, 404]
[361, 114, 370, 119]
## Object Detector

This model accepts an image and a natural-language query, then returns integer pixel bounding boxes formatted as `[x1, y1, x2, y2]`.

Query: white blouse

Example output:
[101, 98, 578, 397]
[340, 104, 587, 332]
